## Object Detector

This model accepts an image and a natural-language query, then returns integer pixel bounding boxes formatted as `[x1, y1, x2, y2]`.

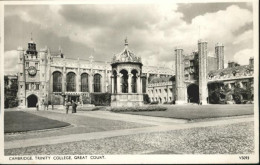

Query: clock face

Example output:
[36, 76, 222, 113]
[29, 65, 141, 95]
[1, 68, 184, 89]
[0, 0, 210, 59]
[28, 66, 37, 76]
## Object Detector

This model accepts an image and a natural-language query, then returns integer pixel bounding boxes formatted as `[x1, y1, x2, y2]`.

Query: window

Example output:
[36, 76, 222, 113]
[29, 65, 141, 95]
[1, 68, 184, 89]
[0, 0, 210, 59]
[66, 72, 76, 92]
[36, 84, 39, 90]
[42, 73, 45, 77]
[42, 85, 44, 89]
[81, 73, 89, 92]
[20, 85, 23, 88]
[26, 84, 29, 90]
[53, 71, 62, 92]
[20, 73, 23, 76]
[94, 74, 101, 92]
[35, 63, 38, 69]
[26, 62, 29, 67]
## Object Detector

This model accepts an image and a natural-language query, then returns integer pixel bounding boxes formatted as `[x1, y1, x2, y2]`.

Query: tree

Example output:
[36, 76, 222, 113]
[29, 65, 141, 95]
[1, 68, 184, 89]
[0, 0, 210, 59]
[4, 79, 19, 108]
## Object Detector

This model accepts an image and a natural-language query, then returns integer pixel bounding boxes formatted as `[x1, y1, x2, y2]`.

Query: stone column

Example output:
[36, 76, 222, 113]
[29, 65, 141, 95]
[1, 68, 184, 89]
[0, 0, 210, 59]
[140, 76, 143, 94]
[136, 74, 140, 94]
[198, 40, 208, 105]
[146, 73, 149, 93]
[89, 73, 93, 93]
[76, 68, 80, 92]
[128, 73, 132, 93]
[117, 74, 121, 93]
[175, 48, 186, 104]
[62, 66, 66, 92]
[111, 76, 114, 94]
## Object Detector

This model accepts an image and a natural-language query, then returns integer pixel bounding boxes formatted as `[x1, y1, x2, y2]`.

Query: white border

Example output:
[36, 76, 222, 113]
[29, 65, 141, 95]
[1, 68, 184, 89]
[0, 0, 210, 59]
[0, 0, 259, 164]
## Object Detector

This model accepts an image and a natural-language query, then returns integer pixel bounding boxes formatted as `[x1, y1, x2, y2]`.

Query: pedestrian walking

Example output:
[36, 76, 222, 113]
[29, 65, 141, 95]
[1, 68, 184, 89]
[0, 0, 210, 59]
[65, 100, 71, 114]
[72, 100, 78, 113]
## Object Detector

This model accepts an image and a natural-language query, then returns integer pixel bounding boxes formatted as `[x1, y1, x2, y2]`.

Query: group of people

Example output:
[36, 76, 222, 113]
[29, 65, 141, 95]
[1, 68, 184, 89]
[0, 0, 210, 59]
[65, 100, 78, 114]
[36, 100, 50, 111]
[35, 99, 78, 114]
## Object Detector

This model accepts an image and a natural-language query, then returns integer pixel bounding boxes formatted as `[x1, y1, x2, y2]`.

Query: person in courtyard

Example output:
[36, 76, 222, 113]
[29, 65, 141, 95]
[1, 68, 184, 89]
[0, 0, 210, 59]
[71, 100, 78, 113]
[65, 100, 71, 114]
[36, 102, 39, 111]
[51, 101, 54, 110]
[44, 100, 49, 110]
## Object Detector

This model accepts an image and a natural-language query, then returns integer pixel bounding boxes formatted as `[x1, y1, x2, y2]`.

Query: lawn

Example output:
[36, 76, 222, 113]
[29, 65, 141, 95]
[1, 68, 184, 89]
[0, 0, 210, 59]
[4, 111, 70, 133]
[118, 104, 254, 120]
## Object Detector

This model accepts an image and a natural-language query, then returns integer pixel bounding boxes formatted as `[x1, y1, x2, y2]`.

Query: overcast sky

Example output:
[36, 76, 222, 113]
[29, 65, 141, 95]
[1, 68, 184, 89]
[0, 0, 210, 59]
[4, 2, 254, 74]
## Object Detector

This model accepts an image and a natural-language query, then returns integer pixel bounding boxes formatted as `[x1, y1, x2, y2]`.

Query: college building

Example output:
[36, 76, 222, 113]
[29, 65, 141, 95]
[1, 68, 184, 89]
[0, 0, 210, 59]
[5, 37, 254, 108]
[15, 38, 173, 108]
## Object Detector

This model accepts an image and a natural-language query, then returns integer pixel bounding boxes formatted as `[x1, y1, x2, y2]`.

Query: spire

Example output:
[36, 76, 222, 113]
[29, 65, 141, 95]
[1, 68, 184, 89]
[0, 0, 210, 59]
[89, 48, 94, 63]
[30, 32, 33, 41]
[124, 37, 128, 47]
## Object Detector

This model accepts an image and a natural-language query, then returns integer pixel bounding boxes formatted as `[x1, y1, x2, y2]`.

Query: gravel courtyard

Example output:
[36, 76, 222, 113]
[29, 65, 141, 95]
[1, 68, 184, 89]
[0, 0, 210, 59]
[5, 121, 254, 155]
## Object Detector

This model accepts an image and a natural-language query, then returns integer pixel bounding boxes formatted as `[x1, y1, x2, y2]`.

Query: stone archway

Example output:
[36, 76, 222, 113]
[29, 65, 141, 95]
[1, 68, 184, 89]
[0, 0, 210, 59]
[27, 94, 38, 108]
[187, 84, 199, 103]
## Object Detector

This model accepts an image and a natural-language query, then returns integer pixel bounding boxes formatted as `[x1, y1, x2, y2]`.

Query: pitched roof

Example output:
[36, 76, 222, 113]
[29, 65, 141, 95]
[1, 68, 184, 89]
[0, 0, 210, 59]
[208, 64, 253, 76]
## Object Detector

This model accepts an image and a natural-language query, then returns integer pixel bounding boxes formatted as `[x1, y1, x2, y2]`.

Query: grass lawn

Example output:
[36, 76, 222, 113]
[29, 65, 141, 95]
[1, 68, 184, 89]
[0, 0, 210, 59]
[4, 111, 70, 133]
[118, 104, 254, 120]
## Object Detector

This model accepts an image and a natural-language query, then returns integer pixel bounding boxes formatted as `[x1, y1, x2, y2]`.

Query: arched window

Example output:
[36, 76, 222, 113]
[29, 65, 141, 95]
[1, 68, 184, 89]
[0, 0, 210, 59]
[66, 72, 76, 92]
[142, 77, 146, 93]
[81, 73, 89, 92]
[53, 71, 62, 92]
[131, 70, 138, 93]
[113, 71, 117, 93]
[120, 69, 128, 93]
[94, 74, 101, 92]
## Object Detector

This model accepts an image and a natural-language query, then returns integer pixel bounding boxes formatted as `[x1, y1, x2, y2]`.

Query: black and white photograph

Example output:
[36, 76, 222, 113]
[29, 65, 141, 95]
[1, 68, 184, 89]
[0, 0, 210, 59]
[0, 0, 259, 164]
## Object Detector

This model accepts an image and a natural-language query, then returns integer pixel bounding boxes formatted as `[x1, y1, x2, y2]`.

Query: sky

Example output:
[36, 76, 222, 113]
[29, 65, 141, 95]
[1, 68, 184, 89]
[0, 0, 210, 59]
[4, 2, 254, 74]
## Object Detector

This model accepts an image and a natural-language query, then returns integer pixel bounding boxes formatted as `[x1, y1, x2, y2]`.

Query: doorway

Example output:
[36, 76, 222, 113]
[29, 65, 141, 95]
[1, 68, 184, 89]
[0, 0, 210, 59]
[27, 94, 38, 107]
[187, 84, 199, 103]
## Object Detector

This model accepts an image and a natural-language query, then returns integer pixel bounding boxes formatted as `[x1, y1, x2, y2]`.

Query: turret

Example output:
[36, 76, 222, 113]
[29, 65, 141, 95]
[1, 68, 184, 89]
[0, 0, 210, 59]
[215, 43, 224, 69]
[198, 39, 208, 105]
[175, 47, 186, 104]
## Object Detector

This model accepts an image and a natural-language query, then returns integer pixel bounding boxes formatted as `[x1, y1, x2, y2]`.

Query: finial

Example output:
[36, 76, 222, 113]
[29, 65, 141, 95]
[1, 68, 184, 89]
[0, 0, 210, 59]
[125, 37, 128, 46]
[30, 32, 33, 41]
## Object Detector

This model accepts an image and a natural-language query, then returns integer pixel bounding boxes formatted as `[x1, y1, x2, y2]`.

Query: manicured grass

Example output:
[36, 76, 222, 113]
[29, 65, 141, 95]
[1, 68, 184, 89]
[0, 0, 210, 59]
[4, 111, 70, 133]
[118, 104, 254, 120]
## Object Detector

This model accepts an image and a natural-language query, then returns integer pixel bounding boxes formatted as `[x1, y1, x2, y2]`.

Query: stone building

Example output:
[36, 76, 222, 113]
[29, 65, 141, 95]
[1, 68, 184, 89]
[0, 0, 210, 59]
[16, 38, 174, 108]
[146, 76, 175, 104]
[110, 39, 144, 106]
[174, 40, 254, 105]
[11, 37, 254, 108]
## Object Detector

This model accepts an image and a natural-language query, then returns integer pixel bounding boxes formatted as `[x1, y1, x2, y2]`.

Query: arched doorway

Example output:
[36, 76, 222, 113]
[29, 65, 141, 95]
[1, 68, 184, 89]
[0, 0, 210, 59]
[187, 84, 199, 103]
[27, 94, 38, 107]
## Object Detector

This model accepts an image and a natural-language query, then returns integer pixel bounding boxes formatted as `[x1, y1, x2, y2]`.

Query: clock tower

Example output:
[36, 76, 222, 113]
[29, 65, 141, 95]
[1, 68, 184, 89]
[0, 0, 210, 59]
[17, 37, 50, 108]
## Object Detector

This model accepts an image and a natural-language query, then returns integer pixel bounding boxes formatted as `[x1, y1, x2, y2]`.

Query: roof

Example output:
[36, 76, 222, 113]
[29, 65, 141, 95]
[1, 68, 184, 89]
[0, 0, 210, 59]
[208, 64, 254, 76]
[111, 39, 142, 64]
[150, 76, 175, 83]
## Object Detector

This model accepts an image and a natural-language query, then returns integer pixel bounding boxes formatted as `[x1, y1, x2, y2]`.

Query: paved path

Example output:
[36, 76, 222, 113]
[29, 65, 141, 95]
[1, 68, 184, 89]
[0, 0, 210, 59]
[53, 110, 188, 125]
[5, 114, 253, 149]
